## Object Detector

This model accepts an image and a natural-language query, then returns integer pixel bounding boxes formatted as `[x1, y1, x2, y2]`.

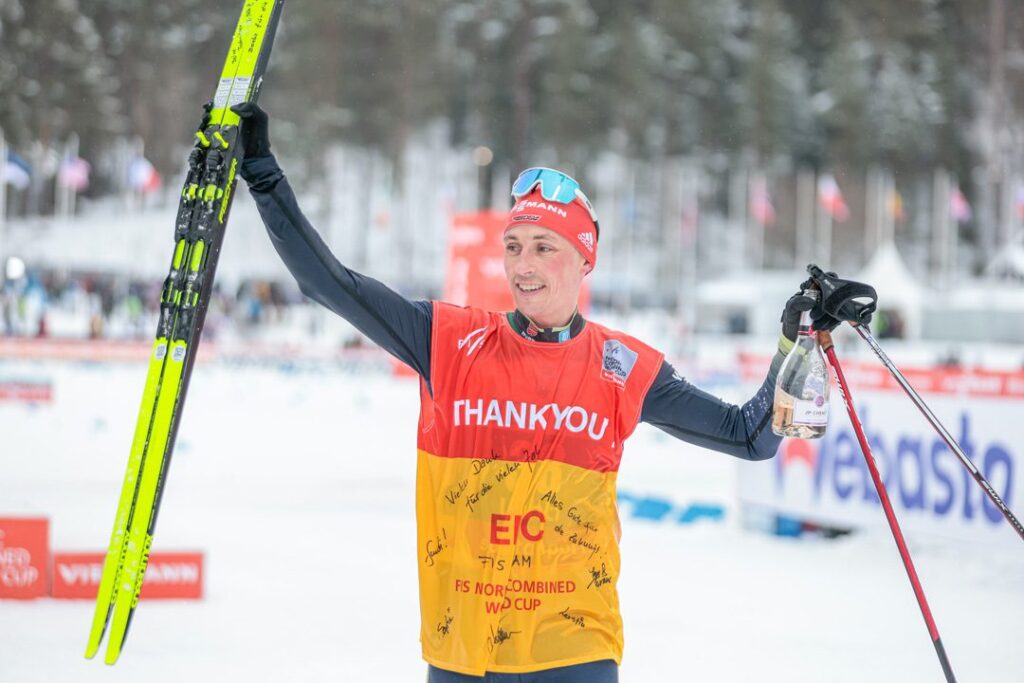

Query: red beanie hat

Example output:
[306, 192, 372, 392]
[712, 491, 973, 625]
[504, 189, 598, 269]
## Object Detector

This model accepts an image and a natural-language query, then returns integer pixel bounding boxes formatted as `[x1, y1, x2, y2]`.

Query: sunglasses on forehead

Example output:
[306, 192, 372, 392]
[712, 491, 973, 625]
[511, 167, 600, 229]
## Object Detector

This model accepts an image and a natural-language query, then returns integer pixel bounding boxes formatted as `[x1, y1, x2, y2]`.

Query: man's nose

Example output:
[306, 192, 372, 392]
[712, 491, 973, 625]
[513, 252, 536, 276]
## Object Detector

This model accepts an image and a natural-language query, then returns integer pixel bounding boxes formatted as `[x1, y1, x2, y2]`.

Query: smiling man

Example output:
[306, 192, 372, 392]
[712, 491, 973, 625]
[235, 103, 809, 682]
[503, 173, 597, 335]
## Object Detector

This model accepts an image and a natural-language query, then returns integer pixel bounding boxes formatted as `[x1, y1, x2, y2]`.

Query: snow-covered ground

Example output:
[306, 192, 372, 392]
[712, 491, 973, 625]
[1, 360, 1022, 682]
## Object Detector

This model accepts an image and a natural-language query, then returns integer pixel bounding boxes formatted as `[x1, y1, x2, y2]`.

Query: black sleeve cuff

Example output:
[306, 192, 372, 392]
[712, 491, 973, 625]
[240, 154, 284, 192]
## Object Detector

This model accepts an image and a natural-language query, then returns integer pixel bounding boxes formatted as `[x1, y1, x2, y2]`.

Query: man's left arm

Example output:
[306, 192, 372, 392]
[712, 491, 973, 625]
[639, 285, 819, 460]
[639, 350, 788, 461]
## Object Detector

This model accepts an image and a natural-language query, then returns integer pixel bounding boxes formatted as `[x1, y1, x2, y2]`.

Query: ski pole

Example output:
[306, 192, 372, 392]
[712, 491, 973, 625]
[852, 323, 1024, 542]
[819, 329, 957, 683]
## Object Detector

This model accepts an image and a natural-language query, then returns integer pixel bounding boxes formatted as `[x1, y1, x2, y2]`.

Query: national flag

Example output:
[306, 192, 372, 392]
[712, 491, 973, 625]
[3, 150, 32, 190]
[817, 173, 849, 222]
[129, 156, 161, 193]
[950, 186, 972, 223]
[58, 155, 91, 192]
[888, 189, 904, 223]
[749, 176, 775, 226]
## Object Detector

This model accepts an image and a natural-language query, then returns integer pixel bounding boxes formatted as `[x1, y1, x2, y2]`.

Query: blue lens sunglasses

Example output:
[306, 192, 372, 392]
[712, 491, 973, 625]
[511, 167, 600, 235]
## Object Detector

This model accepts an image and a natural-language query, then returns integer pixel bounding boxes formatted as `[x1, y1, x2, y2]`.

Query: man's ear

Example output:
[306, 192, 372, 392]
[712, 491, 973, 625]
[583, 260, 594, 276]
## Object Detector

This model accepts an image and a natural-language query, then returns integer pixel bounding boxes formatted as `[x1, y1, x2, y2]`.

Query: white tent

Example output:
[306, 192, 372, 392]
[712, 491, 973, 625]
[986, 242, 1024, 282]
[856, 241, 925, 339]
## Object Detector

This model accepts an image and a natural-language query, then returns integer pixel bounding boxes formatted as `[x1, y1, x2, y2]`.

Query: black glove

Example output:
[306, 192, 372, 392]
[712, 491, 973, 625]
[810, 301, 843, 333]
[230, 102, 271, 159]
[197, 100, 214, 130]
[782, 272, 847, 337]
[780, 278, 817, 342]
[805, 270, 843, 332]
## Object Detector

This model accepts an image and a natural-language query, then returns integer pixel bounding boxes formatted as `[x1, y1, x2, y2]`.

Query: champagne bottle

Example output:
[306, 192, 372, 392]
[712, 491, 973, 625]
[772, 290, 831, 439]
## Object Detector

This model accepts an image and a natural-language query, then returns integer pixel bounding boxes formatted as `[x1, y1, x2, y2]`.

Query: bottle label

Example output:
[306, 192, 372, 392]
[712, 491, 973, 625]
[792, 396, 829, 426]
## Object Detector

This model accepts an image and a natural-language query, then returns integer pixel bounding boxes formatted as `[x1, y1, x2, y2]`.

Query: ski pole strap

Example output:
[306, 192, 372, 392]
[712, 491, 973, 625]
[806, 264, 877, 326]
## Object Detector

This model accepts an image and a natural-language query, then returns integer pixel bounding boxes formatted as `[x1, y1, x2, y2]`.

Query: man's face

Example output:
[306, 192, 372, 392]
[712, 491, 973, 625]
[503, 225, 591, 328]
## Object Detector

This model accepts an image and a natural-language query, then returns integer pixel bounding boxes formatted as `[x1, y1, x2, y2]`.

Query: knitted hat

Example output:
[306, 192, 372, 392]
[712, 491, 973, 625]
[504, 188, 598, 268]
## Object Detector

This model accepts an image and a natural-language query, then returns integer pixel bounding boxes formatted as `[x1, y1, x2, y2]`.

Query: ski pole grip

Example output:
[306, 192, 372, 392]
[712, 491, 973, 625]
[806, 264, 878, 326]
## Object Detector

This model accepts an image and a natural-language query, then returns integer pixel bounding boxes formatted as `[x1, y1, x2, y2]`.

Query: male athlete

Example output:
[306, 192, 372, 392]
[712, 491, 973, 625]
[234, 103, 814, 682]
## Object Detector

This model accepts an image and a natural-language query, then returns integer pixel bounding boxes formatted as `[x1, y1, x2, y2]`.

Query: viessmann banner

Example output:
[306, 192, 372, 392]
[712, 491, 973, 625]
[737, 354, 1023, 545]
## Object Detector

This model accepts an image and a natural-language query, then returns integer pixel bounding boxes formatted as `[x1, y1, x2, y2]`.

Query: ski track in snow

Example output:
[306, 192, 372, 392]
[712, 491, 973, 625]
[1, 361, 1022, 682]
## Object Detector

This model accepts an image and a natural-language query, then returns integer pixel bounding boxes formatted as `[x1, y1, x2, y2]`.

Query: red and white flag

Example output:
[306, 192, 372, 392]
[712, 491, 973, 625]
[749, 176, 776, 226]
[129, 156, 161, 193]
[817, 173, 849, 222]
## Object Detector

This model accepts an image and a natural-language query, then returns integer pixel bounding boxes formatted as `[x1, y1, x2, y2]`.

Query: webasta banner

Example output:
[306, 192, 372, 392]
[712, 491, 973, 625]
[737, 353, 1023, 545]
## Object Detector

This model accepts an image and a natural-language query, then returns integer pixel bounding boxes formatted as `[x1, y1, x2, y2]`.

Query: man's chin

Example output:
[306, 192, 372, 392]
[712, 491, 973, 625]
[511, 292, 535, 309]
[514, 300, 544, 319]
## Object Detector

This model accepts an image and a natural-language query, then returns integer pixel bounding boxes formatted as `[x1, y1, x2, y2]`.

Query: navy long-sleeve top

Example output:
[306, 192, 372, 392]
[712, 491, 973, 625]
[241, 155, 783, 461]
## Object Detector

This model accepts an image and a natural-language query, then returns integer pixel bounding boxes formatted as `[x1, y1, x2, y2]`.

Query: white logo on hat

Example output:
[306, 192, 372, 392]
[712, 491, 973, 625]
[514, 199, 568, 218]
[577, 231, 595, 253]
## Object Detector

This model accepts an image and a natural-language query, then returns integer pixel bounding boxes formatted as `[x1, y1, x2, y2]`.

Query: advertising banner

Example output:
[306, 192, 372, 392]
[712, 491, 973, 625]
[0, 518, 49, 599]
[51, 552, 204, 600]
[445, 211, 516, 312]
[737, 355, 1023, 545]
[0, 379, 53, 403]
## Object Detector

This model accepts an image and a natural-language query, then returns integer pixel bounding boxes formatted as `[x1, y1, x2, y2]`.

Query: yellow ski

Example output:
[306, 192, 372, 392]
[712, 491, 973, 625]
[86, 0, 285, 664]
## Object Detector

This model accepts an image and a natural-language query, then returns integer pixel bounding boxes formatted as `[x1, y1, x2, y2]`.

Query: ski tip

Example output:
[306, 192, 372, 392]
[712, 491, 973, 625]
[103, 628, 125, 665]
[85, 612, 109, 659]
[103, 646, 122, 666]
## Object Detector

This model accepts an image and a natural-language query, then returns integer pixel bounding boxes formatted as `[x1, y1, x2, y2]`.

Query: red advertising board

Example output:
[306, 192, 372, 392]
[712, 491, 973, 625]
[737, 352, 1024, 400]
[0, 380, 53, 403]
[445, 211, 516, 312]
[0, 518, 49, 599]
[52, 552, 204, 600]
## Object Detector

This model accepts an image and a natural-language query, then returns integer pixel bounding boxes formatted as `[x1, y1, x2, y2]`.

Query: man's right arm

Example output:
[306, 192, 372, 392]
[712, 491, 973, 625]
[240, 154, 433, 386]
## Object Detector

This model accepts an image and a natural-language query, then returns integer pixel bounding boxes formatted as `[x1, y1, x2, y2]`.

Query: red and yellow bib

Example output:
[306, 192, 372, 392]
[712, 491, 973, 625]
[415, 303, 663, 675]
